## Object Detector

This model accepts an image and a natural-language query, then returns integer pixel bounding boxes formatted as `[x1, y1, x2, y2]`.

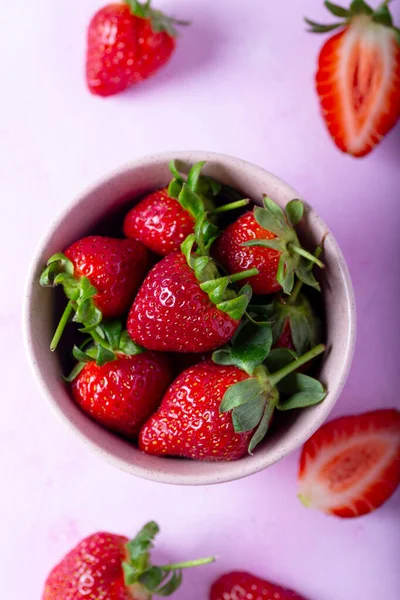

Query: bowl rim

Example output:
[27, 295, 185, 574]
[23, 150, 357, 486]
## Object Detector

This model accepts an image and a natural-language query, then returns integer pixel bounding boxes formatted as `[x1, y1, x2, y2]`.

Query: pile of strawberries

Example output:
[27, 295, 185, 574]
[41, 160, 327, 462]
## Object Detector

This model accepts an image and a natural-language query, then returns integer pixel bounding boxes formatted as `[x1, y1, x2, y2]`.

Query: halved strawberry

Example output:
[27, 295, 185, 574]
[306, 1, 400, 157]
[298, 408, 400, 517]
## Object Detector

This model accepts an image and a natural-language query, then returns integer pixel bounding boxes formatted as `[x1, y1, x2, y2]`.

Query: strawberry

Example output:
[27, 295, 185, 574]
[140, 323, 326, 460]
[40, 236, 149, 352]
[124, 161, 249, 256]
[86, 1, 189, 97]
[127, 250, 257, 353]
[298, 408, 400, 518]
[306, 1, 400, 157]
[70, 330, 173, 437]
[139, 361, 253, 461]
[214, 197, 324, 296]
[210, 571, 308, 600]
[43, 521, 215, 599]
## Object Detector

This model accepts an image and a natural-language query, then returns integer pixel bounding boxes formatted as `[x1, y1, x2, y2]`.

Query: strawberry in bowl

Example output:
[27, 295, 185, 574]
[25, 151, 356, 485]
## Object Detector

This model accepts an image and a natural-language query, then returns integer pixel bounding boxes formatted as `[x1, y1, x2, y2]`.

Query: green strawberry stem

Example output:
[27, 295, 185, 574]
[288, 278, 303, 305]
[229, 268, 258, 283]
[269, 344, 326, 387]
[211, 199, 249, 214]
[50, 300, 74, 351]
[288, 244, 324, 268]
[159, 557, 216, 571]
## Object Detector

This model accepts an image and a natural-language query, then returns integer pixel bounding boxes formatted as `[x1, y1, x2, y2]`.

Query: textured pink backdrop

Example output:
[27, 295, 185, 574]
[1, 0, 400, 598]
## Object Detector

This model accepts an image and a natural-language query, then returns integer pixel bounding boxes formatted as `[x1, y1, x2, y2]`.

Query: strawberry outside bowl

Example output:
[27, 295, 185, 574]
[23, 150, 356, 485]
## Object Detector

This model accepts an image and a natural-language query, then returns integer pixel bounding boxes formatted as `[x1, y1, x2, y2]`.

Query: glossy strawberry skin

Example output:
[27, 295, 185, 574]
[72, 353, 173, 438]
[210, 571, 307, 600]
[42, 532, 130, 600]
[86, 4, 176, 97]
[127, 252, 240, 353]
[299, 409, 400, 518]
[64, 236, 149, 318]
[124, 188, 195, 256]
[139, 361, 252, 461]
[213, 211, 281, 295]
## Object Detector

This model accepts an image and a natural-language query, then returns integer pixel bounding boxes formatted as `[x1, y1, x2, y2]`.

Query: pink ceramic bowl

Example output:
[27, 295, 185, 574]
[24, 151, 356, 485]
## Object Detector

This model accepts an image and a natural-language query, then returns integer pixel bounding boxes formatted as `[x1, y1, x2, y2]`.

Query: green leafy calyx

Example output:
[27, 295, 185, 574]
[214, 322, 326, 453]
[181, 234, 257, 321]
[40, 253, 103, 351]
[122, 521, 215, 598]
[305, 1, 400, 38]
[65, 320, 144, 382]
[242, 197, 324, 294]
[248, 292, 321, 356]
[125, 1, 190, 37]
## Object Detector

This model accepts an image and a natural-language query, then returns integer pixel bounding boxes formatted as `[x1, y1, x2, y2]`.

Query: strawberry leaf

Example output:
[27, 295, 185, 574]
[265, 348, 298, 372]
[304, 18, 345, 32]
[373, 4, 393, 26]
[232, 395, 267, 432]
[248, 398, 277, 454]
[220, 378, 265, 413]
[325, 1, 351, 17]
[229, 321, 273, 375]
[286, 199, 304, 227]
[350, 0, 373, 15]
[277, 391, 326, 410]
[155, 571, 183, 596]
[278, 372, 325, 396]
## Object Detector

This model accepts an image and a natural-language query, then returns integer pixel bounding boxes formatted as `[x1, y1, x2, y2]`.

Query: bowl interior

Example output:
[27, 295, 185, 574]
[25, 151, 356, 485]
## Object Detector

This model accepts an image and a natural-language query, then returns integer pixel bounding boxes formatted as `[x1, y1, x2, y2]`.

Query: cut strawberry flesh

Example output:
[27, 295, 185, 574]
[317, 17, 400, 157]
[299, 409, 400, 517]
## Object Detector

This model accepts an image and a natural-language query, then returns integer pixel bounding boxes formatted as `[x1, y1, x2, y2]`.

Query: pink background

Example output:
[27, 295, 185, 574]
[1, 0, 400, 598]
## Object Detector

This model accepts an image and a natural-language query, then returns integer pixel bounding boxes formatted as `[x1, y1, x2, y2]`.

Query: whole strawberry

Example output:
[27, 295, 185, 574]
[211, 571, 308, 600]
[140, 325, 326, 461]
[306, 1, 400, 157]
[40, 236, 149, 351]
[124, 160, 249, 256]
[214, 197, 323, 295]
[72, 349, 173, 438]
[127, 250, 256, 353]
[43, 521, 215, 599]
[86, 1, 189, 97]
[140, 361, 252, 460]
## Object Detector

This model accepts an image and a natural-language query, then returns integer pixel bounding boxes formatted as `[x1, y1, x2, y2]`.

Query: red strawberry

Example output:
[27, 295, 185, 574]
[139, 361, 253, 461]
[64, 236, 149, 318]
[86, 1, 189, 97]
[140, 339, 326, 461]
[210, 572, 308, 600]
[124, 160, 248, 256]
[40, 236, 150, 351]
[127, 251, 255, 353]
[298, 409, 400, 518]
[214, 198, 323, 296]
[72, 351, 173, 438]
[306, 1, 400, 157]
[43, 521, 214, 599]
[124, 187, 196, 256]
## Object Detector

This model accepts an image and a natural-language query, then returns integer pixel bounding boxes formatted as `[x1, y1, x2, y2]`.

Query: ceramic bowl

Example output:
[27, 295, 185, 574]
[24, 151, 356, 485]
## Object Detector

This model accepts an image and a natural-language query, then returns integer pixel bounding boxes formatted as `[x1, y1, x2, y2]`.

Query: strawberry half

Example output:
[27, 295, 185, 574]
[43, 521, 215, 599]
[86, 1, 189, 97]
[298, 408, 400, 517]
[214, 197, 324, 296]
[210, 571, 308, 600]
[306, 0, 400, 157]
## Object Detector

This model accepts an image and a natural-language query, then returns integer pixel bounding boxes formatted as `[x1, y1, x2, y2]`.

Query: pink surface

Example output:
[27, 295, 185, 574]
[1, 0, 399, 598]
